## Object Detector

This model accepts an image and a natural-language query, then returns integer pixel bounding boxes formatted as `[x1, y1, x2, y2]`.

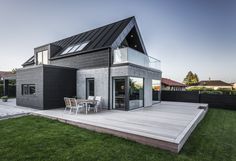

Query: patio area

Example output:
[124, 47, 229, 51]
[33, 101, 208, 153]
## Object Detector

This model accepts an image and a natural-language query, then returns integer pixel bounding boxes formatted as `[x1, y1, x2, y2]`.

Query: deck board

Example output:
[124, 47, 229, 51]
[33, 101, 208, 153]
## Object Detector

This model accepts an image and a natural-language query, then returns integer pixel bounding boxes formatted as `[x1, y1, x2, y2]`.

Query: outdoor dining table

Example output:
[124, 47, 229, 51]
[77, 99, 97, 115]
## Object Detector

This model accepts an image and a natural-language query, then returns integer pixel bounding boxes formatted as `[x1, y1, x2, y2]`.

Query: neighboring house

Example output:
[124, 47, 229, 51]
[0, 71, 15, 81]
[0, 71, 16, 96]
[16, 17, 162, 110]
[230, 83, 236, 90]
[161, 78, 186, 91]
[194, 80, 232, 90]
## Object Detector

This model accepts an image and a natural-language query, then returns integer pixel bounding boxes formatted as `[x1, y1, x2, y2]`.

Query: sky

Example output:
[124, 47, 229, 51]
[0, 0, 235, 82]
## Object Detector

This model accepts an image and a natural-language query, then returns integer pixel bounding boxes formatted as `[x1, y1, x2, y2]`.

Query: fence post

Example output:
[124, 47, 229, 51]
[198, 91, 201, 103]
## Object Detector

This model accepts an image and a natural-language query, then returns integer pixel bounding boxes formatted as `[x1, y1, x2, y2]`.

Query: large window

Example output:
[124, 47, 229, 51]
[22, 84, 36, 95]
[152, 79, 161, 103]
[129, 77, 144, 109]
[37, 50, 48, 65]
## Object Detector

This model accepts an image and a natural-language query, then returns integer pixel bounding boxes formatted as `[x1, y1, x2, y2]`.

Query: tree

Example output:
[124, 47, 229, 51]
[183, 71, 199, 85]
[12, 68, 17, 74]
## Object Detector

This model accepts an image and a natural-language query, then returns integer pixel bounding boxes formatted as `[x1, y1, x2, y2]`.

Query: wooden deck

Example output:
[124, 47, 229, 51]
[33, 101, 208, 153]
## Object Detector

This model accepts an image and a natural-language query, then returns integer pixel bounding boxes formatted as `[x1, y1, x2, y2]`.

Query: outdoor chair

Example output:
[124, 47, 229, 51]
[87, 96, 95, 111]
[87, 96, 95, 100]
[70, 98, 84, 115]
[89, 96, 102, 113]
[64, 97, 72, 113]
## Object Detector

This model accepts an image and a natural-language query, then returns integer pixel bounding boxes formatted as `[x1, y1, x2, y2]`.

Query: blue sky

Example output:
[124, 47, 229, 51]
[0, 0, 235, 82]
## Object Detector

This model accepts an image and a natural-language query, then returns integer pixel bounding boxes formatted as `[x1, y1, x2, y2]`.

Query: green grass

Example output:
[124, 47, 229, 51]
[0, 109, 235, 161]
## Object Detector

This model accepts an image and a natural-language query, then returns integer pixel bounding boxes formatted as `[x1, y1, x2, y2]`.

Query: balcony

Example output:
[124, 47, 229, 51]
[113, 47, 161, 70]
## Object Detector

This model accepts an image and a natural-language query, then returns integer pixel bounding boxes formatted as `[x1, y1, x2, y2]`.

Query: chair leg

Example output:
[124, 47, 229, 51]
[76, 107, 78, 115]
[69, 108, 72, 114]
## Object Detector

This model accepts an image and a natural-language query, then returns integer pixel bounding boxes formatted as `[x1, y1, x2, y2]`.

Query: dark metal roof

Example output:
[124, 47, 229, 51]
[51, 17, 133, 58]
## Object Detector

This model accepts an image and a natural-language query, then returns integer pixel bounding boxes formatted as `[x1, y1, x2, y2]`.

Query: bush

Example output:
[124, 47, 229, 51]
[200, 91, 223, 95]
[1, 96, 8, 99]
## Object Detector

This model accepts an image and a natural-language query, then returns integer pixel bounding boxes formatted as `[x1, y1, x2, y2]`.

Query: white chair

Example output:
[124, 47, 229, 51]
[70, 98, 84, 115]
[87, 96, 95, 111]
[64, 97, 72, 113]
[95, 96, 102, 112]
[88, 96, 95, 100]
[89, 96, 102, 113]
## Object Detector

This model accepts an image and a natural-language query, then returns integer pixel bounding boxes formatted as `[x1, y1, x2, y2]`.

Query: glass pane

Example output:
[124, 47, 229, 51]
[86, 79, 94, 98]
[69, 44, 81, 53]
[37, 52, 43, 65]
[29, 85, 36, 95]
[61, 46, 73, 55]
[42, 50, 48, 64]
[114, 79, 126, 110]
[152, 80, 161, 102]
[129, 77, 144, 109]
[76, 41, 89, 51]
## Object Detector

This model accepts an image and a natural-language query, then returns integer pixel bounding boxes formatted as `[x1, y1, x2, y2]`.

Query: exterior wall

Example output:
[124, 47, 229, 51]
[43, 66, 76, 109]
[77, 67, 109, 108]
[16, 65, 76, 110]
[233, 83, 236, 89]
[16, 66, 44, 109]
[50, 49, 109, 69]
[110, 64, 161, 108]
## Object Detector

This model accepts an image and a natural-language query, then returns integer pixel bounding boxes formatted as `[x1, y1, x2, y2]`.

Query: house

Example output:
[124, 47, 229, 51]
[16, 17, 162, 110]
[231, 83, 236, 90]
[195, 80, 232, 90]
[161, 78, 186, 91]
[0, 71, 15, 81]
[0, 71, 16, 96]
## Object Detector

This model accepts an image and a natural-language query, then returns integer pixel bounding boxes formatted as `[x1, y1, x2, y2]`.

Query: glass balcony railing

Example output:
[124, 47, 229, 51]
[113, 47, 161, 70]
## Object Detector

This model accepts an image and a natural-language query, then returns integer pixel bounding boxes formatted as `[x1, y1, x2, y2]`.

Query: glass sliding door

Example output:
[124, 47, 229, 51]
[152, 79, 161, 104]
[129, 77, 144, 110]
[86, 78, 94, 99]
[113, 78, 127, 110]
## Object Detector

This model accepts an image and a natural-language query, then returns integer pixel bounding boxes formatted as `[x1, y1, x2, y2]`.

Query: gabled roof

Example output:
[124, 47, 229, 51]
[51, 17, 135, 58]
[161, 78, 186, 87]
[198, 80, 232, 87]
[23, 16, 147, 66]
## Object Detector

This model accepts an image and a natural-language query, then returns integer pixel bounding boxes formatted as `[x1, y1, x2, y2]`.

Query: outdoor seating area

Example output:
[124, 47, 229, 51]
[64, 96, 103, 115]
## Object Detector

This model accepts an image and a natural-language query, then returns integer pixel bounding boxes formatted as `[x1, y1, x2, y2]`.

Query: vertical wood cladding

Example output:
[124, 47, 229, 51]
[43, 66, 76, 109]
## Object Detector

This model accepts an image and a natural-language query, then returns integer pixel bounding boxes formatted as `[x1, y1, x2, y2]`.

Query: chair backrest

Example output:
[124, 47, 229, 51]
[64, 97, 71, 108]
[95, 96, 102, 102]
[70, 98, 77, 107]
[95, 96, 102, 107]
[88, 96, 95, 100]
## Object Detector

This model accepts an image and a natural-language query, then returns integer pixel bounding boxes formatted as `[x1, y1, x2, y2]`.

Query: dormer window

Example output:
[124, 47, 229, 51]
[61, 41, 89, 55]
[37, 50, 48, 65]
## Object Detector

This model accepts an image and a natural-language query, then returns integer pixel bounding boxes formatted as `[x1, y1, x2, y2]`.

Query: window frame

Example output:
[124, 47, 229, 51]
[36, 50, 48, 65]
[21, 84, 36, 95]
[86, 78, 95, 99]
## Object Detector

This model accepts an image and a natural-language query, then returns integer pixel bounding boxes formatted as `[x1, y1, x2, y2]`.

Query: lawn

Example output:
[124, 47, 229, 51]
[0, 109, 235, 161]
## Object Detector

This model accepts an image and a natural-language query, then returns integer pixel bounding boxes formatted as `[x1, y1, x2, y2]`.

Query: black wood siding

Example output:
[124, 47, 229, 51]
[50, 49, 109, 69]
[43, 66, 76, 109]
